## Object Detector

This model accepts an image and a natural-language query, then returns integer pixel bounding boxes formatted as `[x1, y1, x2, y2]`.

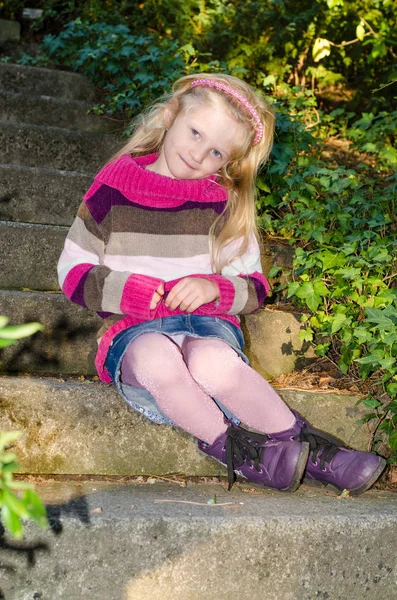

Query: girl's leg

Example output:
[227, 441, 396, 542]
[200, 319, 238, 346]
[120, 332, 227, 444]
[181, 338, 385, 494]
[121, 334, 309, 493]
[181, 337, 295, 434]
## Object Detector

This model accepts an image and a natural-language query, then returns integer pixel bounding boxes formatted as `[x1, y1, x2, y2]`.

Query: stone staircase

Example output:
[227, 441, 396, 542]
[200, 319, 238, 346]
[0, 61, 395, 599]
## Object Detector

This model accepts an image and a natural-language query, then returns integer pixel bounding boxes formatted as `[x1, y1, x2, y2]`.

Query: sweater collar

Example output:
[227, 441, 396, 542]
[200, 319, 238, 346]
[97, 153, 228, 205]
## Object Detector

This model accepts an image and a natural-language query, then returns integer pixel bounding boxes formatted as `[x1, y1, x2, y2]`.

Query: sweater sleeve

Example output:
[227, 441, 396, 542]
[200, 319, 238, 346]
[202, 235, 269, 315]
[57, 183, 163, 320]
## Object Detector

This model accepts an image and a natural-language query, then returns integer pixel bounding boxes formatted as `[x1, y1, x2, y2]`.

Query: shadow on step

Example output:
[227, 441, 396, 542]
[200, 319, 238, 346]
[0, 314, 98, 375]
[0, 493, 90, 596]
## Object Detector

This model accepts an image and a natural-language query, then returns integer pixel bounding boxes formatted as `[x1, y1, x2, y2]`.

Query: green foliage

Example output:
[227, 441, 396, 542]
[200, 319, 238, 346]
[0, 432, 48, 539]
[10, 1, 397, 112]
[0, 315, 43, 348]
[0, 318, 47, 538]
[258, 88, 397, 460]
[37, 19, 227, 119]
[39, 19, 186, 117]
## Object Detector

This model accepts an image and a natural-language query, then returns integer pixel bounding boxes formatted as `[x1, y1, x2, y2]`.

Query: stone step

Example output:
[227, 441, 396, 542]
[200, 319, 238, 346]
[0, 89, 124, 133]
[0, 291, 100, 376]
[0, 290, 312, 379]
[0, 376, 368, 476]
[0, 164, 91, 225]
[0, 220, 68, 290]
[0, 120, 118, 172]
[2, 480, 396, 600]
[0, 62, 96, 101]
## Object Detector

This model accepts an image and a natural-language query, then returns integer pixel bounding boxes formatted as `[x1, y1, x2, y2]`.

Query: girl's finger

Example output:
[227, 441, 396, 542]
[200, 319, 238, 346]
[167, 286, 190, 310]
[180, 293, 200, 312]
[150, 292, 161, 309]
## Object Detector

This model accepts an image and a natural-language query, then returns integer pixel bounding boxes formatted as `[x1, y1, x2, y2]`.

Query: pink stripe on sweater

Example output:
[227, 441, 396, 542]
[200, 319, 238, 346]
[62, 264, 93, 299]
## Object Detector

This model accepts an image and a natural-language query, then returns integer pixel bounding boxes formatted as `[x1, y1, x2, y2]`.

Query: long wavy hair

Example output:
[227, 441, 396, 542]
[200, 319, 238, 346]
[109, 73, 275, 272]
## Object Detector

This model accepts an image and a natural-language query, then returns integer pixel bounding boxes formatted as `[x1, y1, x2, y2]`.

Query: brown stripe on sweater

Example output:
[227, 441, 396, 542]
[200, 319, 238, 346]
[105, 232, 209, 258]
[102, 205, 220, 236]
[240, 278, 259, 314]
[84, 265, 112, 311]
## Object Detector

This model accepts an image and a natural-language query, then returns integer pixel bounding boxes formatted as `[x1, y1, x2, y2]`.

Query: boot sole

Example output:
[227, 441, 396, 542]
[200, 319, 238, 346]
[303, 457, 388, 496]
[282, 441, 310, 493]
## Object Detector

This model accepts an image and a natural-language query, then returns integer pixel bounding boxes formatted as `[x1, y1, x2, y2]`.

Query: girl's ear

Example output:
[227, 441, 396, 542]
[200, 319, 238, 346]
[164, 97, 180, 128]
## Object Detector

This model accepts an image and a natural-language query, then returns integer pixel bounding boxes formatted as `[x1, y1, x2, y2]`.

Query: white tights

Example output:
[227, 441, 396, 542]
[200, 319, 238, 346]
[120, 333, 295, 444]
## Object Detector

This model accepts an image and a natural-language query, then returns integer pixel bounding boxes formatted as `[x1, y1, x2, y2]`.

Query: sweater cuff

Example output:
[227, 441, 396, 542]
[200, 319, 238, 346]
[120, 274, 164, 319]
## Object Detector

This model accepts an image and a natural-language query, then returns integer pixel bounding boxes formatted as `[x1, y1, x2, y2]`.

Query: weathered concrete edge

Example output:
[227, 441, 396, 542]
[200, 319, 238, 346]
[0, 376, 370, 476]
[2, 482, 397, 600]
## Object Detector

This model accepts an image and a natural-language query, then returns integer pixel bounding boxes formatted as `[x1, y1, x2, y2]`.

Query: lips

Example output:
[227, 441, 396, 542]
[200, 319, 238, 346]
[179, 155, 195, 170]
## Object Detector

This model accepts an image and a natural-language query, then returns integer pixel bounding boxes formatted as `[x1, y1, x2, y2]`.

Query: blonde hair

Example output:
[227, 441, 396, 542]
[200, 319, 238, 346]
[110, 73, 275, 272]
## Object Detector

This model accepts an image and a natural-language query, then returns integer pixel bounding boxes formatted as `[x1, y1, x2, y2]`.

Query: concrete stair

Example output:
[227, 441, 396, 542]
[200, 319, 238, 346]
[1, 120, 117, 172]
[0, 164, 91, 225]
[0, 62, 96, 100]
[0, 376, 370, 475]
[1, 480, 396, 600]
[0, 89, 122, 133]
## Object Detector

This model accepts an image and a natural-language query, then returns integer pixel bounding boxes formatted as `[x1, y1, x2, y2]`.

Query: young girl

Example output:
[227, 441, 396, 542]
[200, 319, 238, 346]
[58, 73, 386, 494]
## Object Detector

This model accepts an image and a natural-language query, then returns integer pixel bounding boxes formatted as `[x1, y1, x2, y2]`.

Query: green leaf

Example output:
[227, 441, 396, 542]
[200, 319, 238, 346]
[389, 430, 397, 451]
[296, 282, 321, 311]
[1, 504, 23, 539]
[2, 488, 30, 519]
[356, 23, 365, 42]
[365, 308, 396, 331]
[22, 489, 48, 528]
[0, 322, 43, 340]
[268, 266, 282, 278]
[300, 327, 314, 342]
[287, 282, 301, 298]
[312, 38, 331, 63]
[386, 399, 397, 413]
[319, 251, 344, 271]
[331, 313, 347, 334]
[313, 280, 329, 297]
[0, 316, 9, 328]
[386, 384, 397, 398]
[362, 397, 381, 409]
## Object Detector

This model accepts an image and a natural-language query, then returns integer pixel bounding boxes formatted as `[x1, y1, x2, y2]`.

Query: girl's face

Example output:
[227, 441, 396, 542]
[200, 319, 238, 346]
[149, 101, 244, 180]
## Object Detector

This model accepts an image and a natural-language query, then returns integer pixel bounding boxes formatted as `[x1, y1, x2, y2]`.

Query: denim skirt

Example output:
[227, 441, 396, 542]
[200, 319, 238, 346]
[105, 315, 249, 425]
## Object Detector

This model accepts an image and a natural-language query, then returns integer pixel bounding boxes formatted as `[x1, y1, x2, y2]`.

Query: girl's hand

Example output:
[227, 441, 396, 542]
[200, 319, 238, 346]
[150, 282, 165, 310]
[165, 278, 220, 313]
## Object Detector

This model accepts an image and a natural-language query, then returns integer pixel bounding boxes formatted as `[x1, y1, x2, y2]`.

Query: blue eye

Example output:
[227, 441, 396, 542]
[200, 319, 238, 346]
[212, 149, 222, 158]
[192, 128, 200, 137]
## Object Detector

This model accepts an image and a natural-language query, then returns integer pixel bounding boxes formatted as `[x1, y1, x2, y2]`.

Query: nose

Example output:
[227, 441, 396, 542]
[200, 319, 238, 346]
[188, 146, 206, 165]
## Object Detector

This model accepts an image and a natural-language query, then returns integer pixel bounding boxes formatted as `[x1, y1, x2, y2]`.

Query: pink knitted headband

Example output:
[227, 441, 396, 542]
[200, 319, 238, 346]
[190, 78, 263, 145]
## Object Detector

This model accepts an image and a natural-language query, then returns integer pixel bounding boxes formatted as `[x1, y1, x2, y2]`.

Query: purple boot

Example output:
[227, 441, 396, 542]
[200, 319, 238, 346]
[270, 410, 387, 495]
[198, 423, 309, 492]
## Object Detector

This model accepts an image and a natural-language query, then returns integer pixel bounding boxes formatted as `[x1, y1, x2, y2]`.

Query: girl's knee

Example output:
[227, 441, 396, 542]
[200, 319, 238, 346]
[123, 333, 183, 386]
[184, 339, 241, 386]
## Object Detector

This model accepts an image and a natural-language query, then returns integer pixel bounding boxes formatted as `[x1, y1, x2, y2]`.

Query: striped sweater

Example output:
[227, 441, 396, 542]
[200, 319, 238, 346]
[57, 153, 269, 381]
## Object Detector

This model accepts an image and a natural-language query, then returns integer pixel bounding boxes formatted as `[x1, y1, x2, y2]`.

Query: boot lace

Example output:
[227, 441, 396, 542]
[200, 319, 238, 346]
[225, 427, 270, 490]
[296, 427, 342, 470]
